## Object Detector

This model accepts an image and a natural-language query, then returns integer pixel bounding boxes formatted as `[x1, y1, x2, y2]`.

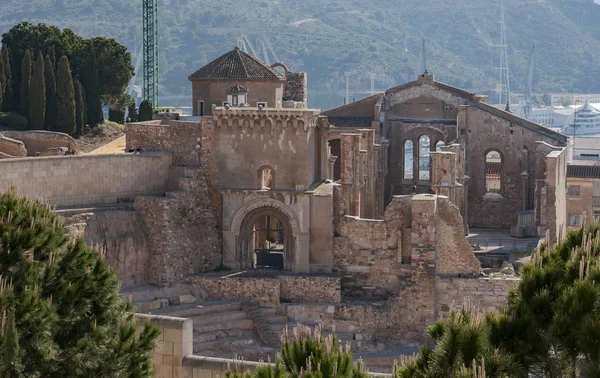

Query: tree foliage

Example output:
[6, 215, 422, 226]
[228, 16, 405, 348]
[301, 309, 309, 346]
[1, 22, 133, 114]
[74, 79, 85, 135]
[1, 45, 13, 111]
[44, 54, 57, 131]
[138, 99, 153, 122]
[83, 41, 103, 126]
[56, 56, 75, 134]
[227, 325, 367, 378]
[28, 51, 45, 130]
[20, 49, 31, 114]
[0, 190, 160, 377]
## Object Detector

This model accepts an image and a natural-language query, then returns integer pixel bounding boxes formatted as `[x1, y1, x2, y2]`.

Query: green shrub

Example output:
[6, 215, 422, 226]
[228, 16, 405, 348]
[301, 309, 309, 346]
[0, 111, 28, 130]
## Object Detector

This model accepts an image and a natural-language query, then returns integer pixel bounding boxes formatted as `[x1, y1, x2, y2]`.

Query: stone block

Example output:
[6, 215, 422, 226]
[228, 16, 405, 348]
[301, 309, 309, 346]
[179, 294, 196, 304]
[164, 328, 183, 343]
[163, 354, 184, 366]
[158, 341, 174, 355]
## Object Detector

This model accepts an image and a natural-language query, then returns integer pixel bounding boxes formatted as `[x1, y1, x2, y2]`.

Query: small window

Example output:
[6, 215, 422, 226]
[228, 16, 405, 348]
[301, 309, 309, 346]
[485, 151, 502, 193]
[232, 95, 239, 106]
[419, 135, 430, 181]
[594, 211, 600, 221]
[257, 102, 267, 108]
[568, 214, 582, 227]
[404, 140, 413, 180]
[258, 166, 273, 190]
[568, 185, 581, 197]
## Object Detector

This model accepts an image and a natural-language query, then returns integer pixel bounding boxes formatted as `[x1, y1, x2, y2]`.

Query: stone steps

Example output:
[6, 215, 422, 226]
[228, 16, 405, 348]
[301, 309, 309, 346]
[194, 318, 254, 334]
[193, 329, 244, 343]
[149, 301, 242, 318]
[191, 310, 248, 325]
[193, 335, 257, 354]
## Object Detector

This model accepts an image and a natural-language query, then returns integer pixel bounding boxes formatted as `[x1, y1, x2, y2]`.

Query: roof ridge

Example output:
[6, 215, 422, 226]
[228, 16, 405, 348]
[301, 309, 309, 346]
[236, 48, 250, 79]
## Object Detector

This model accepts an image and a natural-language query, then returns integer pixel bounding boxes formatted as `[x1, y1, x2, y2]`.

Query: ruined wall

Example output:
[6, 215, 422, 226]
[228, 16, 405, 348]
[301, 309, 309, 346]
[213, 108, 320, 191]
[1, 130, 76, 156]
[435, 199, 480, 275]
[460, 105, 567, 228]
[0, 152, 171, 207]
[284, 71, 307, 106]
[435, 277, 518, 317]
[280, 275, 341, 304]
[65, 210, 149, 289]
[322, 94, 382, 118]
[566, 177, 596, 228]
[542, 147, 569, 243]
[0, 134, 26, 156]
[126, 121, 203, 166]
[184, 275, 281, 308]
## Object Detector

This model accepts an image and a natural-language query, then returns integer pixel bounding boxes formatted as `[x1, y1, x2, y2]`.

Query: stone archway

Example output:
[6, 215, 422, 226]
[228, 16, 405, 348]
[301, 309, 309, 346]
[229, 198, 302, 271]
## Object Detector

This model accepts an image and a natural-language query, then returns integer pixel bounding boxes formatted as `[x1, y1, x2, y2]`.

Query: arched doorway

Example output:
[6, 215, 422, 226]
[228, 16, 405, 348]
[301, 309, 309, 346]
[236, 206, 295, 271]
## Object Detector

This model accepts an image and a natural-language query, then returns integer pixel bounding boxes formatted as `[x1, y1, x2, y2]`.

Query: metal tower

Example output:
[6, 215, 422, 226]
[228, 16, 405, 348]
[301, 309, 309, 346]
[495, 1, 511, 107]
[142, 0, 159, 108]
[523, 45, 536, 120]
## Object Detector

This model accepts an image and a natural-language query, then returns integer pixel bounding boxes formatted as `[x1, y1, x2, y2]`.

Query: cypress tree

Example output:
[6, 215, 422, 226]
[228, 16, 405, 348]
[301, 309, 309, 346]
[1, 45, 14, 111]
[138, 99, 153, 121]
[127, 101, 138, 122]
[28, 52, 46, 130]
[44, 55, 57, 130]
[20, 49, 32, 113]
[83, 41, 103, 126]
[56, 56, 75, 134]
[74, 79, 85, 136]
[0, 50, 5, 111]
[47, 45, 56, 73]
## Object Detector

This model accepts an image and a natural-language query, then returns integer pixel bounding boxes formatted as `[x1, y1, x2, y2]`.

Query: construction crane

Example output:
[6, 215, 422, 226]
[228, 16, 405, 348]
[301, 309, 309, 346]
[523, 45, 536, 120]
[142, 0, 159, 108]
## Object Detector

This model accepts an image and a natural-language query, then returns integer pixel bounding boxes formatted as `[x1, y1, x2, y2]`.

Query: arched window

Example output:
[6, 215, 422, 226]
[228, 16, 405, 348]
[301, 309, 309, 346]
[419, 135, 430, 181]
[436, 141, 446, 151]
[328, 139, 341, 181]
[404, 140, 413, 179]
[258, 166, 274, 190]
[485, 151, 502, 194]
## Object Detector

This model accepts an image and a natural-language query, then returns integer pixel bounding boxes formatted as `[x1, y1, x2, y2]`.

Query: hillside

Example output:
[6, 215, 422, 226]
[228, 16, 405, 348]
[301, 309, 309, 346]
[1, 0, 599, 109]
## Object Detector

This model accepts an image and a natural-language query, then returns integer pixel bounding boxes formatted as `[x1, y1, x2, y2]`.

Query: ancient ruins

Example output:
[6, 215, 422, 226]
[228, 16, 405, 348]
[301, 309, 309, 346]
[0, 47, 576, 373]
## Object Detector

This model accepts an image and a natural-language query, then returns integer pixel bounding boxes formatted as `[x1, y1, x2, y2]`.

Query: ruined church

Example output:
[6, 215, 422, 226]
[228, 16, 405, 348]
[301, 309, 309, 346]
[0, 47, 571, 363]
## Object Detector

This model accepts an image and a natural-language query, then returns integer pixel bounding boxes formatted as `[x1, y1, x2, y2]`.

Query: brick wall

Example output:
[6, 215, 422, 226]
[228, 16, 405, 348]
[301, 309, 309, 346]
[184, 275, 281, 308]
[435, 277, 519, 317]
[0, 152, 171, 207]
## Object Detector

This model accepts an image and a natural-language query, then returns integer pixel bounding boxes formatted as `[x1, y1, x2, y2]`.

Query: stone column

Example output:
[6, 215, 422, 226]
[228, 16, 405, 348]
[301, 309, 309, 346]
[328, 154, 337, 181]
[521, 172, 529, 211]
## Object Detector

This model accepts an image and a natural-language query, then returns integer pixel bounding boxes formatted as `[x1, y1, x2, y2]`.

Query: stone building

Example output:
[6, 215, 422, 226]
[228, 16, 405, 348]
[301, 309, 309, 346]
[565, 165, 600, 228]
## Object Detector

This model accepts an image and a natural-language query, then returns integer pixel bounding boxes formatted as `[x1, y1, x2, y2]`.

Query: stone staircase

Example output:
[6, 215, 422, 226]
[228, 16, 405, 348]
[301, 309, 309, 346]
[136, 299, 277, 360]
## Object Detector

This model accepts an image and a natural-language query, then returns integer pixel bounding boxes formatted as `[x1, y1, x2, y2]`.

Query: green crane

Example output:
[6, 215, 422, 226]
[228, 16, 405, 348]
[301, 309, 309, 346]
[142, 0, 159, 108]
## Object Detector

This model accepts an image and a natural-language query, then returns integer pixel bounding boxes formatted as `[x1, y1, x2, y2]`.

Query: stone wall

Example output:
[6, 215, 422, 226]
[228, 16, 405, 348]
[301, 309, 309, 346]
[435, 277, 519, 318]
[280, 275, 341, 304]
[283, 71, 307, 106]
[0, 152, 172, 207]
[126, 121, 202, 166]
[65, 210, 149, 289]
[136, 314, 193, 378]
[0, 134, 26, 156]
[1, 130, 76, 156]
[183, 275, 281, 308]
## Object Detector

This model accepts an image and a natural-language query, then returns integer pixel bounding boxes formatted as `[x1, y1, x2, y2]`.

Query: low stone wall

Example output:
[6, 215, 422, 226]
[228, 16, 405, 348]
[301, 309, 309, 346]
[435, 277, 519, 317]
[280, 275, 341, 304]
[126, 120, 202, 166]
[136, 314, 193, 378]
[184, 275, 281, 308]
[1, 130, 76, 156]
[0, 152, 172, 207]
[0, 134, 26, 156]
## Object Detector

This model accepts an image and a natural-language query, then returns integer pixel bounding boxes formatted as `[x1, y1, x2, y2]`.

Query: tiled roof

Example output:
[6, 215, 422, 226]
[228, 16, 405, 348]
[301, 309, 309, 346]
[327, 116, 373, 129]
[567, 165, 600, 178]
[227, 83, 248, 94]
[189, 47, 284, 82]
[486, 162, 501, 175]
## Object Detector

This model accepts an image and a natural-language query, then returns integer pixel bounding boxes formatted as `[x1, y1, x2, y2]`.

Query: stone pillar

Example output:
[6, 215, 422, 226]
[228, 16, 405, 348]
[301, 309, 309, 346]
[410, 195, 437, 274]
[328, 151, 337, 180]
[521, 172, 529, 211]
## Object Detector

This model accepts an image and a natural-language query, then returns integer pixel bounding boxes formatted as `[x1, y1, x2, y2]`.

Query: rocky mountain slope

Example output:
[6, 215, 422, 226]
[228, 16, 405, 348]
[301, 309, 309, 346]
[1, 0, 599, 109]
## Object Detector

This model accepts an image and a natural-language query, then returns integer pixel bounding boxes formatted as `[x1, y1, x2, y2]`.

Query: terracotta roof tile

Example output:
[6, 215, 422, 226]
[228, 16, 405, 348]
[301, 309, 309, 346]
[188, 47, 284, 82]
[486, 162, 501, 175]
[567, 165, 600, 178]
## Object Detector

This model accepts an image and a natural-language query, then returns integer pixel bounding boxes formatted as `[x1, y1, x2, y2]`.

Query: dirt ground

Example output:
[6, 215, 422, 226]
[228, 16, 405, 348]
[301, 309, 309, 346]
[76, 122, 125, 153]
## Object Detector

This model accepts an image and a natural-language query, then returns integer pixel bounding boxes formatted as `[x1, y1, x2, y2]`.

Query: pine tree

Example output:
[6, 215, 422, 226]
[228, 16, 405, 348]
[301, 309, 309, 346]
[127, 101, 138, 122]
[56, 56, 75, 134]
[83, 41, 103, 126]
[74, 79, 85, 136]
[138, 99, 153, 121]
[44, 55, 57, 131]
[20, 49, 32, 114]
[28, 52, 45, 130]
[0, 190, 159, 377]
[1, 45, 14, 111]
